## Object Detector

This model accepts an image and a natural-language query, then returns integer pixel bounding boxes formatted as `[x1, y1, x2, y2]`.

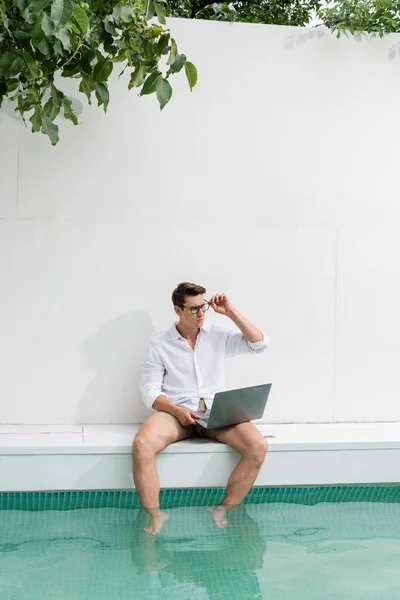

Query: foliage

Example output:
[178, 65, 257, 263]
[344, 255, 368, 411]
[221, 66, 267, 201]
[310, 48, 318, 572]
[167, 0, 400, 36]
[167, 0, 322, 27]
[318, 0, 400, 37]
[0, 0, 197, 144]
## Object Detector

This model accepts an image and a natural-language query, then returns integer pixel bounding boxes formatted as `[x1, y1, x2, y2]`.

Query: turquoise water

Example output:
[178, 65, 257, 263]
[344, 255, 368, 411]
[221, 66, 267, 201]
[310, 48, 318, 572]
[1, 487, 400, 599]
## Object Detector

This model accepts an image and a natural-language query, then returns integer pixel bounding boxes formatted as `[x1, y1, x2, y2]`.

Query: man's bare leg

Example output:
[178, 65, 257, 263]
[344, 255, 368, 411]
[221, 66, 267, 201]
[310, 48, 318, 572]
[206, 422, 268, 528]
[133, 454, 169, 535]
[133, 413, 188, 535]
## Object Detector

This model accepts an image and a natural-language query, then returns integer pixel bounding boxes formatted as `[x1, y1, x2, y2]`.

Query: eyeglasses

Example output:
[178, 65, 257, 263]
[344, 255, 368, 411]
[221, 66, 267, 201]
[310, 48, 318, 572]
[184, 301, 210, 315]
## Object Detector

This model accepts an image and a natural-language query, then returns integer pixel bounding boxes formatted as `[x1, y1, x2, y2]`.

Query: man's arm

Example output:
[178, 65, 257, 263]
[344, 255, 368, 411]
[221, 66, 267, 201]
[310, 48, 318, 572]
[153, 395, 177, 416]
[226, 308, 263, 343]
[209, 294, 264, 343]
[139, 346, 201, 424]
[139, 344, 166, 410]
[153, 395, 201, 425]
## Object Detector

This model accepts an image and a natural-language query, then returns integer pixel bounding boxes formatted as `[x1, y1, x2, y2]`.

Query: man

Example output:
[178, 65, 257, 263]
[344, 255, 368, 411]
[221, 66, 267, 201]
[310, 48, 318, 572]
[133, 282, 270, 535]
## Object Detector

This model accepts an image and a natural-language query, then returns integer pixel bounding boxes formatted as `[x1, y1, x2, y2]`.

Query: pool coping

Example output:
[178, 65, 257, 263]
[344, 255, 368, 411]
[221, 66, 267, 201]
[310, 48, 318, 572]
[1, 423, 400, 491]
[2, 422, 400, 454]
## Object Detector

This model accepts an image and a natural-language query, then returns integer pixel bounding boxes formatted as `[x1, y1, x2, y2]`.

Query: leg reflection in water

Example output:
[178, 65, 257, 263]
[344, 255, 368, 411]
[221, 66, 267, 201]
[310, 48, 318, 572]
[130, 503, 267, 600]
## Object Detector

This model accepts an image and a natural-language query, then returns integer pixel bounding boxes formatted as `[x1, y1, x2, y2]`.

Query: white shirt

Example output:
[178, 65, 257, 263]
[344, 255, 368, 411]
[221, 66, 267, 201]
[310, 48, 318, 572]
[140, 322, 269, 411]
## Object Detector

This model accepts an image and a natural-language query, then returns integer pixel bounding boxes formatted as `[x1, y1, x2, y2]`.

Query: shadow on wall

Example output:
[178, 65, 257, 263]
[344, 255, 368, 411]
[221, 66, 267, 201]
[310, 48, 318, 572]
[388, 41, 400, 61]
[0, 90, 84, 124]
[284, 27, 325, 50]
[76, 311, 155, 424]
[284, 24, 400, 62]
[0, 99, 20, 122]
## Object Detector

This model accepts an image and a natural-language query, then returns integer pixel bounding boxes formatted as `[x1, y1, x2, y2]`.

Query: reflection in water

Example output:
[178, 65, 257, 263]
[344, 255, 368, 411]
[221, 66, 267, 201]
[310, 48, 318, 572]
[2, 498, 400, 599]
[129, 504, 266, 600]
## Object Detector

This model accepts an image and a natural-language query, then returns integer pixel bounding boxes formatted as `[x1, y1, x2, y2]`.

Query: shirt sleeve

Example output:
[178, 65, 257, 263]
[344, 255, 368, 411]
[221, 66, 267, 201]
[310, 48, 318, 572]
[139, 343, 165, 409]
[224, 329, 270, 358]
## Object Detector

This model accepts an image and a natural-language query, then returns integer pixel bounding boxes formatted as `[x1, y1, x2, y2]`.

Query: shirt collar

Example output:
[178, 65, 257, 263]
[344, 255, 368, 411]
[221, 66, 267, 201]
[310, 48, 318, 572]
[169, 322, 210, 341]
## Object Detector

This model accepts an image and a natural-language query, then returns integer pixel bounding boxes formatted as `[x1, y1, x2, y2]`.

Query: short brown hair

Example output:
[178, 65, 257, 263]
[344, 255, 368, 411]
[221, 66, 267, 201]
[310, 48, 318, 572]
[172, 282, 206, 309]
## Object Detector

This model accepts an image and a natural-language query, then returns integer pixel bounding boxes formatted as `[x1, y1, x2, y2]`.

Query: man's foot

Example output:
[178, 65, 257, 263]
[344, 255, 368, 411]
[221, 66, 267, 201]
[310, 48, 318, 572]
[206, 505, 228, 529]
[143, 511, 169, 536]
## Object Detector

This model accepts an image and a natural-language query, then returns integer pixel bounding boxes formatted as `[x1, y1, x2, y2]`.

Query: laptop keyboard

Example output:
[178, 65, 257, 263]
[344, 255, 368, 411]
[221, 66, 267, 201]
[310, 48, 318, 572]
[196, 410, 210, 419]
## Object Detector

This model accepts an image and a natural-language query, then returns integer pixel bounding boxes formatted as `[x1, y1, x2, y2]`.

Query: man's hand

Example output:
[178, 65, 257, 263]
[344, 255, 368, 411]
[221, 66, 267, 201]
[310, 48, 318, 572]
[174, 407, 201, 426]
[209, 294, 235, 317]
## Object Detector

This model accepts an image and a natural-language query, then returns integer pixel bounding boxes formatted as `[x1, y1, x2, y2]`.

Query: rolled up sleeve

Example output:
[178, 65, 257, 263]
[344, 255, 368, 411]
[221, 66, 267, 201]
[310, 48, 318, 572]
[139, 344, 165, 409]
[225, 330, 270, 358]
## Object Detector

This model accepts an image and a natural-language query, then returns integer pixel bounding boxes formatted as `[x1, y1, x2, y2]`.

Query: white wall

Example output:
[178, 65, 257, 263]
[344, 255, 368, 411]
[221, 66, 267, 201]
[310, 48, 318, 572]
[1, 19, 400, 424]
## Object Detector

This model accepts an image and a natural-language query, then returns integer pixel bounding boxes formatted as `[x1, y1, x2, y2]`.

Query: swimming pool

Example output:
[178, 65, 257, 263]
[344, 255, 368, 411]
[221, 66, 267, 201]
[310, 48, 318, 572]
[1, 486, 400, 599]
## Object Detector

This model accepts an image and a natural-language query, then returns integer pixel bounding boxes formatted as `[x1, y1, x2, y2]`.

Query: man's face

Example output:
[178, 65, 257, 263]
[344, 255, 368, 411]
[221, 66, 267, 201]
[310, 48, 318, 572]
[175, 294, 207, 328]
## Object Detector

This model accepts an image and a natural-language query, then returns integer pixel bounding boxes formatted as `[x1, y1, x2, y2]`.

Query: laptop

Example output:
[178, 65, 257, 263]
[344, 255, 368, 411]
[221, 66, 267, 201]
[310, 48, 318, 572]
[193, 383, 272, 429]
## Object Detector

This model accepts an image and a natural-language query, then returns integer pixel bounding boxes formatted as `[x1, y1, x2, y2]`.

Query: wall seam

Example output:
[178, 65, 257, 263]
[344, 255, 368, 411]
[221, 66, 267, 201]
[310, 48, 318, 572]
[16, 123, 20, 217]
[332, 228, 339, 422]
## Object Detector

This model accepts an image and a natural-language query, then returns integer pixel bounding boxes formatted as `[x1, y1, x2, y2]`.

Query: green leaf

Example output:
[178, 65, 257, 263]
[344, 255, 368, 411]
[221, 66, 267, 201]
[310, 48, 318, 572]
[168, 53, 186, 74]
[121, 5, 134, 21]
[44, 97, 61, 120]
[79, 77, 93, 104]
[41, 13, 55, 36]
[22, 52, 35, 71]
[140, 71, 161, 96]
[7, 79, 20, 93]
[93, 81, 109, 111]
[61, 63, 80, 76]
[73, 5, 88, 34]
[51, 85, 64, 107]
[93, 59, 113, 82]
[185, 61, 197, 91]
[103, 33, 114, 55]
[49, 41, 61, 56]
[157, 33, 170, 55]
[166, 38, 177, 65]
[111, 49, 128, 63]
[104, 20, 117, 36]
[63, 96, 78, 124]
[57, 28, 71, 51]
[35, 39, 49, 55]
[17, 94, 37, 113]
[51, 0, 73, 27]
[128, 64, 146, 89]
[156, 77, 172, 110]
[14, 29, 34, 39]
[28, 0, 51, 14]
[0, 4, 10, 33]
[144, 40, 156, 61]
[70, 31, 78, 51]
[154, 1, 166, 24]
[24, 11, 36, 24]
[146, 0, 155, 19]
[22, 52, 40, 79]
[113, 5, 133, 22]
[0, 52, 24, 78]
[34, 13, 45, 38]
[41, 114, 59, 145]
[29, 105, 42, 132]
